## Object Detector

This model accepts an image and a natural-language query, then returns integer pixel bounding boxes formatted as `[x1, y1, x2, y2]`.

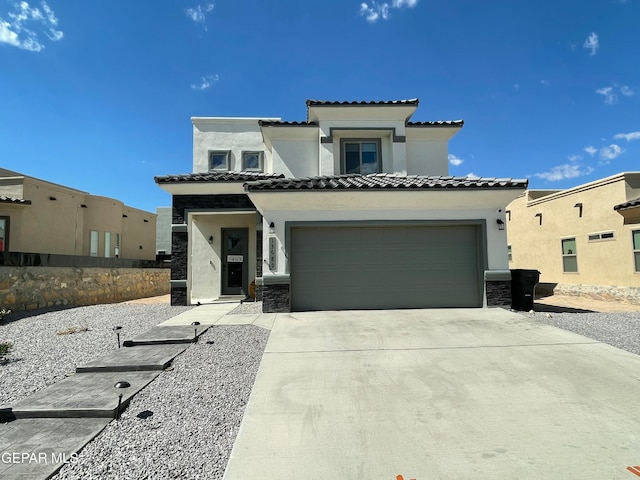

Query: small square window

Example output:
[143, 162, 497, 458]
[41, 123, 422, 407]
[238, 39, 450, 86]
[209, 151, 230, 171]
[562, 238, 578, 273]
[242, 152, 263, 172]
[341, 139, 381, 174]
[507, 245, 512, 262]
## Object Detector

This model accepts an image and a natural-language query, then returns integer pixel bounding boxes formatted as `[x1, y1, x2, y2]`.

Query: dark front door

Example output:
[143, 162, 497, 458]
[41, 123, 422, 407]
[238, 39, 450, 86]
[222, 228, 248, 295]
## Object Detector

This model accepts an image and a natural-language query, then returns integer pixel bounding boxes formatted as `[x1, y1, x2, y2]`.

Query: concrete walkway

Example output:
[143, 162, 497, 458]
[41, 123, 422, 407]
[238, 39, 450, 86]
[223, 308, 640, 480]
[0, 301, 269, 480]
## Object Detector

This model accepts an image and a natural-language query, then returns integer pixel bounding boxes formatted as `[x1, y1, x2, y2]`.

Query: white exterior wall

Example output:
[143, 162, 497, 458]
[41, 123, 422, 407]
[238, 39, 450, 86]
[405, 140, 449, 176]
[192, 118, 277, 173]
[189, 212, 257, 303]
[262, 208, 507, 276]
[271, 139, 318, 178]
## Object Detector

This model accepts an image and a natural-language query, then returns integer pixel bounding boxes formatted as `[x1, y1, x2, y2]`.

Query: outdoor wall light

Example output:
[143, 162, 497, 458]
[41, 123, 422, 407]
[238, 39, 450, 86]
[496, 219, 505, 231]
[114, 381, 131, 420]
[269, 222, 275, 234]
[139, 245, 143, 249]
[535, 213, 542, 225]
[191, 321, 201, 342]
[574, 203, 583, 218]
[208, 235, 214, 244]
[113, 326, 123, 349]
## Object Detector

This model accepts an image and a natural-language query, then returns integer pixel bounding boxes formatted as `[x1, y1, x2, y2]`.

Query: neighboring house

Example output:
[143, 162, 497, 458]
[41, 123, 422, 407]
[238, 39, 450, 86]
[155, 99, 527, 312]
[506, 172, 640, 303]
[0, 168, 157, 260]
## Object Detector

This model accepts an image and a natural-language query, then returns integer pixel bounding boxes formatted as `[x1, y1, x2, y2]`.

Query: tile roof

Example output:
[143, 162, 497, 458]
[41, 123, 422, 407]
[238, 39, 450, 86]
[259, 120, 318, 127]
[154, 171, 285, 184]
[306, 99, 419, 106]
[244, 174, 528, 192]
[0, 196, 31, 205]
[613, 196, 640, 211]
[407, 120, 464, 127]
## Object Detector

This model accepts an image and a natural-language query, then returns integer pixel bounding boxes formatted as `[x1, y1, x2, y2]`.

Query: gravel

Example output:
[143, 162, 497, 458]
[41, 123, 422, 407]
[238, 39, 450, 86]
[0, 303, 193, 406]
[53, 324, 269, 480]
[226, 301, 262, 315]
[522, 310, 640, 356]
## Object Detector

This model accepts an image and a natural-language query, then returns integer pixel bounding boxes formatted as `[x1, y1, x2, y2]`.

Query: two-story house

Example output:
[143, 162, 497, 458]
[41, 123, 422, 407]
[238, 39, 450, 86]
[155, 99, 527, 312]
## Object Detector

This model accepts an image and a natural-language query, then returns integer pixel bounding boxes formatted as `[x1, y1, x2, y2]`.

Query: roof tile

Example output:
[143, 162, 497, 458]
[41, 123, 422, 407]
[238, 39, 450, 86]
[244, 174, 528, 191]
[614, 196, 640, 211]
[306, 99, 419, 106]
[155, 171, 285, 184]
[0, 196, 31, 205]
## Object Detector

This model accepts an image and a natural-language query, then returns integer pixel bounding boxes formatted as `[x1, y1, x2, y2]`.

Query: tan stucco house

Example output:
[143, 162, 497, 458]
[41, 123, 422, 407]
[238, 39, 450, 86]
[0, 168, 156, 260]
[155, 99, 528, 312]
[506, 172, 640, 303]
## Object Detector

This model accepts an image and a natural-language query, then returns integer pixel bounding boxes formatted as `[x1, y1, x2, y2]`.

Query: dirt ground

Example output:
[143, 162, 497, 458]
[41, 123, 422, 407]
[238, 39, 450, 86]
[121, 293, 640, 313]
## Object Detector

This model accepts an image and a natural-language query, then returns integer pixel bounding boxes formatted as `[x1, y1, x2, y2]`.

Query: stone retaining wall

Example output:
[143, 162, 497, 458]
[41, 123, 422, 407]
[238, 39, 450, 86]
[0, 267, 170, 311]
[547, 283, 640, 305]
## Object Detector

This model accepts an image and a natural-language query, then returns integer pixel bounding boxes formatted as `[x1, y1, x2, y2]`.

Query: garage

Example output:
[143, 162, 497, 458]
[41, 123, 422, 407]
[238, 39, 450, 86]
[290, 223, 485, 311]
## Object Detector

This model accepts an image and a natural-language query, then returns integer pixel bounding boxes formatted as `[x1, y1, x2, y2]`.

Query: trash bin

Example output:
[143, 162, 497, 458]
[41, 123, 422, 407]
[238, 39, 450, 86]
[510, 269, 540, 311]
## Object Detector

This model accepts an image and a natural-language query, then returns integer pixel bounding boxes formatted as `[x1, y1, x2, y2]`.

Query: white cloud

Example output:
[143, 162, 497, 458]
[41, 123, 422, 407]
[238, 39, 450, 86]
[583, 32, 599, 56]
[583, 146, 597, 156]
[613, 131, 640, 142]
[596, 86, 617, 104]
[0, 1, 63, 52]
[186, 3, 214, 23]
[359, 0, 418, 23]
[535, 164, 594, 182]
[620, 85, 634, 96]
[190, 74, 219, 91]
[466, 172, 480, 179]
[448, 154, 464, 166]
[567, 154, 582, 162]
[513, 83, 520, 90]
[599, 143, 624, 161]
[540, 79, 550, 87]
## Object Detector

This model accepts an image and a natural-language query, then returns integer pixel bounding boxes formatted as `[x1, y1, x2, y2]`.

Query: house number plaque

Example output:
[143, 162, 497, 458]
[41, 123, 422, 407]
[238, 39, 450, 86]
[268, 237, 277, 271]
[227, 255, 243, 263]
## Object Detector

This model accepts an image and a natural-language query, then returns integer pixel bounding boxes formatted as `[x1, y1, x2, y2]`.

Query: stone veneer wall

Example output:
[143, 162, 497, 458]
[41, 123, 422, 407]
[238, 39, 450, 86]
[262, 284, 290, 313]
[0, 267, 169, 311]
[486, 280, 512, 307]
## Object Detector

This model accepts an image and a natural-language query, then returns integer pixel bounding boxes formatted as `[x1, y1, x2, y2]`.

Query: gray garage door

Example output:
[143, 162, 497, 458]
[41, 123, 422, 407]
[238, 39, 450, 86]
[290, 224, 483, 311]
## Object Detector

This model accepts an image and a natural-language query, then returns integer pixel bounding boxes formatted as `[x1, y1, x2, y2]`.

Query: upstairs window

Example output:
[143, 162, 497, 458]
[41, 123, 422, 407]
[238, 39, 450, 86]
[588, 231, 615, 242]
[342, 139, 381, 174]
[209, 151, 230, 171]
[242, 151, 263, 172]
[561, 237, 578, 273]
[0, 217, 8, 252]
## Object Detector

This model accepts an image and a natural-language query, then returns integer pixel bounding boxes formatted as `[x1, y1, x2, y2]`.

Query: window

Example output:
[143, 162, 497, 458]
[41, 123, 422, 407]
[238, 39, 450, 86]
[115, 233, 120, 258]
[588, 231, 615, 242]
[209, 151, 230, 171]
[0, 216, 8, 252]
[633, 230, 640, 273]
[242, 151, 263, 172]
[507, 245, 512, 262]
[105, 232, 111, 258]
[342, 139, 381, 174]
[562, 238, 578, 273]
[90, 230, 99, 257]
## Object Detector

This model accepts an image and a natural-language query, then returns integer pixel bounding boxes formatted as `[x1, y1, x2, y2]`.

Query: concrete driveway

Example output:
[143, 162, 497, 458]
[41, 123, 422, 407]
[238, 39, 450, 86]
[223, 308, 640, 480]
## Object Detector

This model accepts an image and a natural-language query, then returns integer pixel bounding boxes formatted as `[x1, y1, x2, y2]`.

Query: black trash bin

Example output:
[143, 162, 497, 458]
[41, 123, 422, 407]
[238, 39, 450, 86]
[510, 269, 540, 311]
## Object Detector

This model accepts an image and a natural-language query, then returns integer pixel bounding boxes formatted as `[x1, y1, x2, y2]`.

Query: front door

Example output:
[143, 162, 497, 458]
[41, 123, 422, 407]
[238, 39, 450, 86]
[221, 228, 248, 295]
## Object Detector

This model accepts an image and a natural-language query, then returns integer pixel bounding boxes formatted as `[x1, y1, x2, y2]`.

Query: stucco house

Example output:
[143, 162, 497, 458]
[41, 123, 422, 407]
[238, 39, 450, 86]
[507, 172, 640, 303]
[0, 168, 157, 260]
[155, 99, 527, 312]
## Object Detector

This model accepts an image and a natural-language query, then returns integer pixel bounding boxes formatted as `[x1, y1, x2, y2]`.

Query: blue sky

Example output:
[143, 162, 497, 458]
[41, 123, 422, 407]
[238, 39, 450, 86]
[1, 0, 638, 213]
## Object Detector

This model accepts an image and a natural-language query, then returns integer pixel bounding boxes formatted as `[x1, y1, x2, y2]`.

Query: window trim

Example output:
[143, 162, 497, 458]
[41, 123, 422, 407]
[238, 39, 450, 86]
[340, 138, 382, 175]
[242, 151, 263, 172]
[633, 229, 640, 273]
[208, 150, 230, 171]
[0, 216, 9, 252]
[587, 231, 615, 243]
[561, 236, 578, 273]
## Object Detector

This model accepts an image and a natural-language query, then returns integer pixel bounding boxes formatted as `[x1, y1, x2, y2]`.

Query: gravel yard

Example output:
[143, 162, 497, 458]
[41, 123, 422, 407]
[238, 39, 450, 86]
[0, 303, 193, 406]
